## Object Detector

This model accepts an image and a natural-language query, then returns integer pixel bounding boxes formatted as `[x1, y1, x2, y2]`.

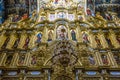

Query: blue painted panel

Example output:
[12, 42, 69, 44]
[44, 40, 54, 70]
[30, 71, 41, 75]
[86, 71, 97, 76]
[8, 71, 17, 76]
[110, 72, 120, 76]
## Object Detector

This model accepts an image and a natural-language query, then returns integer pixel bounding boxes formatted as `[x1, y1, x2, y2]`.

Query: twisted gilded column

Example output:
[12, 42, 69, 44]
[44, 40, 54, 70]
[98, 30, 108, 48]
[46, 27, 49, 41]
[0, 53, 6, 66]
[24, 52, 31, 66]
[53, 25, 56, 40]
[94, 50, 103, 66]
[28, 30, 36, 49]
[0, 31, 7, 49]
[6, 30, 17, 49]
[9, 53, 16, 67]
[88, 30, 97, 48]
[109, 29, 120, 48]
[76, 23, 81, 42]
[1, 53, 7, 66]
[77, 24, 83, 43]
[67, 24, 72, 40]
[107, 50, 118, 67]
[18, 31, 27, 49]
[12, 52, 19, 66]
[105, 52, 112, 66]
[42, 25, 47, 43]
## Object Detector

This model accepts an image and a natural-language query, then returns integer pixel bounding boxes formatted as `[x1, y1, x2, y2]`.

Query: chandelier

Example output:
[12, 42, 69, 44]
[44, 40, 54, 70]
[51, 40, 78, 68]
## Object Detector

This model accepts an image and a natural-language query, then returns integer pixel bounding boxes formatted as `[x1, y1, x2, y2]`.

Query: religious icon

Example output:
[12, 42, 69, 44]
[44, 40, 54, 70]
[13, 37, 20, 48]
[86, 8, 92, 15]
[18, 54, 25, 65]
[57, 25, 68, 40]
[48, 30, 53, 41]
[23, 36, 30, 49]
[36, 33, 42, 43]
[60, 31, 65, 39]
[5, 55, 13, 66]
[49, 14, 55, 21]
[105, 36, 113, 47]
[87, 0, 95, 16]
[41, 16, 46, 21]
[71, 30, 77, 41]
[31, 55, 37, 65]
[57, 12, 66, 18]
[101, 55, 109, 65]
[22, 13, 28, 20]
[113, 53, 120, 65]
[12, 15, 21, 22]
[88, 55, 95, 65]
[95, 36, 102, 48]
[78, 15, 83, 21]
[68, 14, 74, 21]
[78, 4, 83, 10]
[82, 32, 89, 43]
